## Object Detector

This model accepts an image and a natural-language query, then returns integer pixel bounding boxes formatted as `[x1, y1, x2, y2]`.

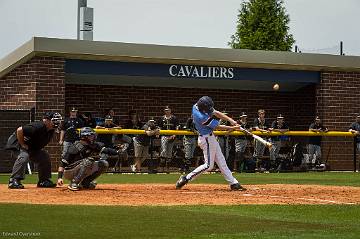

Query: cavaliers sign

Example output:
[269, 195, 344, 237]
[169, 65, 234, 79]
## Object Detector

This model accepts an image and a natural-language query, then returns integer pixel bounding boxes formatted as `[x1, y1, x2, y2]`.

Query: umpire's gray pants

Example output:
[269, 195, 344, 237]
[10, 149, 52, 182]
[183, 136, 197, 159]
[160, 136, 175, 159]
[64, 159, 108, 184]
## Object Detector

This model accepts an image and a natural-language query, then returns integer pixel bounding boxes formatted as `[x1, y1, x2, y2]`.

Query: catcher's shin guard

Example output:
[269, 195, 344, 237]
[72, 158, 94, 184]
[81, 160, 109, 188]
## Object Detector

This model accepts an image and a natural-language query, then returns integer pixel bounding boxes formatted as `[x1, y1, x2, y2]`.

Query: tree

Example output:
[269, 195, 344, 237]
[229, 0, 295, 51]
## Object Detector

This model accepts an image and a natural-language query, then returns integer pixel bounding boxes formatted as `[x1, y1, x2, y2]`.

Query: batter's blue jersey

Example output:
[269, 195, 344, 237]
[192, 104, 219, 135]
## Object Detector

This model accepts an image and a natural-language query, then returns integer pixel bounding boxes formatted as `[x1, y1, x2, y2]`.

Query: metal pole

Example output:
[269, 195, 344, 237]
[77, 0, 87, 40]
[295, 45, 298, 53]
[353, 137, 357, 172]
[340, 41, 343, 55]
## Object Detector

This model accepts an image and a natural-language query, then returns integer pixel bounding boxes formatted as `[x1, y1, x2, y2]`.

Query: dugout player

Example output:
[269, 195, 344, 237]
[234, 112, 254, 172]
[252, 109, 270, 172]
[7, 112, 62, 189]
[80, 112, 97, 128]
[59, 107, 84, 165]
[182, 116, 197, 173]
[57, 127, 119, 191]
[308, 116, 328, 169]
[269, 114, 289, 170]
[124, 110, 143, 129]
[176, 96, 246, 191]
[96, 115, 121, 148]
[217, 112, 232, 168]
[131, 119, 160, 172]
[349, 114, 360, 151]
[157, 106, 179, 167]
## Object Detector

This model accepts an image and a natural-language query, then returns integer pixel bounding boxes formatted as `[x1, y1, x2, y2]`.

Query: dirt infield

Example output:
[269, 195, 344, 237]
[0, 184, 359, 205]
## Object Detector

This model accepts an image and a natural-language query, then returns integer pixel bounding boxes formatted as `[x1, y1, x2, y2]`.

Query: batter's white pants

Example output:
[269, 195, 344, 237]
[185, 134, 238, 185]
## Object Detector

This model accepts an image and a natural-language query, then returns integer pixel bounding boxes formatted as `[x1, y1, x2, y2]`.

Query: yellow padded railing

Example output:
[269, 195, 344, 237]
[94, 129, 355, 137]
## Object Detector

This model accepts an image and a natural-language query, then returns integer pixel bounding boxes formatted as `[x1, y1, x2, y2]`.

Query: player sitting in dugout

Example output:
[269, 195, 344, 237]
[57, 127, 120, 191]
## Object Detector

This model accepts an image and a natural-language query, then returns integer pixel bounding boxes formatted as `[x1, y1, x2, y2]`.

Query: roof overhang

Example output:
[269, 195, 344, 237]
[1, 37, 360, 79]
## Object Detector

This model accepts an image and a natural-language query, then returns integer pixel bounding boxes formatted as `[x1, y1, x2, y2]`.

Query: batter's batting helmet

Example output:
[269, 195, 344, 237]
[197, 96, 214, 113]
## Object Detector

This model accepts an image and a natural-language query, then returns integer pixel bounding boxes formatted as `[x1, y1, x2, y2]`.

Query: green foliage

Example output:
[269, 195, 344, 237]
[229, 0, 295, 51]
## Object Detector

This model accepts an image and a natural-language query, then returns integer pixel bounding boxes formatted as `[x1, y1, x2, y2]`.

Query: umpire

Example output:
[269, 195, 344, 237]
[7, 112, 62, 189]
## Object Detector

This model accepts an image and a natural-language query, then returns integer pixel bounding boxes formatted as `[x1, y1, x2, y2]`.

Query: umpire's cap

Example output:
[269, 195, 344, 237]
[43, 112, 62, 127]
[197, 96, 214, 114]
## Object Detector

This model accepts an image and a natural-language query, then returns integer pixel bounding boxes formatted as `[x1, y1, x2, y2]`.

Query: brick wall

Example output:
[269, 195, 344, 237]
[2, 54, 359, 171]
[65, 84, 316, 129]
[0, 56, 65, 172]
[316, 72, 360, 170]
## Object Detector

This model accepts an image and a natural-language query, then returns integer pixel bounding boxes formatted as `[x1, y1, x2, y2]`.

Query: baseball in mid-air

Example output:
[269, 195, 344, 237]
[273, 83, 280, 91]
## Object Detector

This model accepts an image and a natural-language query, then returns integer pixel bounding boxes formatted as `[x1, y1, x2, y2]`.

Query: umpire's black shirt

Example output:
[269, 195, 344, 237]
[61, 117, 84, 142]
[22, 121, 55, 151]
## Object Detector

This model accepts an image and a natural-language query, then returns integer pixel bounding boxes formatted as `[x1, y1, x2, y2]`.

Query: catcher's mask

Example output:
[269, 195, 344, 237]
[43, 112, 62, 128]
[79, 127, 97, 143]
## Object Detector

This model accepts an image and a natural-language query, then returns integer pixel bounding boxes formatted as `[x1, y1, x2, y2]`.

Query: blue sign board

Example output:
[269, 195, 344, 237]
[65, 59, 320, 83]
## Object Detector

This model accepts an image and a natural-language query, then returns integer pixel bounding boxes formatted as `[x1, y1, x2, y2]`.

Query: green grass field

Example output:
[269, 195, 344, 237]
[0, 172, 359, 239]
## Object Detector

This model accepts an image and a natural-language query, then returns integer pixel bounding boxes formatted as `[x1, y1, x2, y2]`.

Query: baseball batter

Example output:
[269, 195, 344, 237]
[176, 96, 246, 191]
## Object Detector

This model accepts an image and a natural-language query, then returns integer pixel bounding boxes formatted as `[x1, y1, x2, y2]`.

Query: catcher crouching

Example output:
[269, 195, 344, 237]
[57, 127, 119, 191]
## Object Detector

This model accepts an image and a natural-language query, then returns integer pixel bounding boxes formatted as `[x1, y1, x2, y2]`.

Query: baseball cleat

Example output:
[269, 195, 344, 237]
[81, 181, 97, 189]
[176, 175, 188, 189]
[68, 182, 80, 191]
[8, 179, 24, 189]
[37, 179, 56, 188]
[230, 183, 246, 191]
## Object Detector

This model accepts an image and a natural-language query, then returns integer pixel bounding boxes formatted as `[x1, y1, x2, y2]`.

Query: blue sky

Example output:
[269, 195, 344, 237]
[0, 0, 359, 59]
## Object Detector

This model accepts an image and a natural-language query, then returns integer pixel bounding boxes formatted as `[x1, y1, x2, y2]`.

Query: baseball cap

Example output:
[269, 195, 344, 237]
[104, 115, 113, 121]
[240, 112, 247, 118]
[164, 106, 171, 111]
[70, 107, 78, 112]
[315, 116, 321, 121]
[277, 114, 284, 119]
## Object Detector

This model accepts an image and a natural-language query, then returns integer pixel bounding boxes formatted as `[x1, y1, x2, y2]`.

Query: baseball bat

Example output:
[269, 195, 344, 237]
[241, 128, 273, 149]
